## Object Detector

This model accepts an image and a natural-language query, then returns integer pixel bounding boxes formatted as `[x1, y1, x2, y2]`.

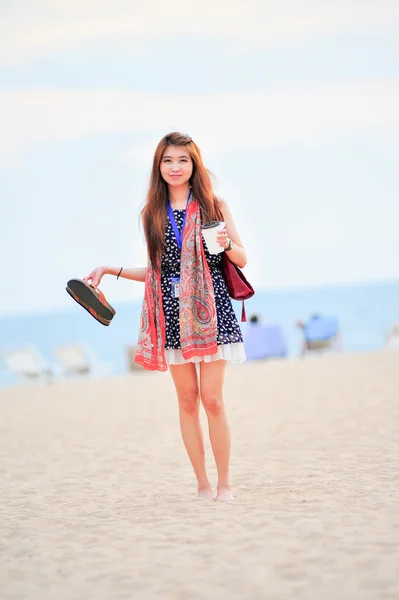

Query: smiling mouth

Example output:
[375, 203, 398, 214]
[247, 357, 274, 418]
[170, 174, 181, 178]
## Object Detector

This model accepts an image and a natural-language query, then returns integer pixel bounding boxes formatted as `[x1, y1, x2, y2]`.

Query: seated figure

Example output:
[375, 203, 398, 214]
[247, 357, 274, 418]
[244, 314, 287, 361]
[296, 313, 341, 355]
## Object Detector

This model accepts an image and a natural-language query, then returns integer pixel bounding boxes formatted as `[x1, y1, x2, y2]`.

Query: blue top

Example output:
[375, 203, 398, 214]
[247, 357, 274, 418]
[304, 315, 339, 341]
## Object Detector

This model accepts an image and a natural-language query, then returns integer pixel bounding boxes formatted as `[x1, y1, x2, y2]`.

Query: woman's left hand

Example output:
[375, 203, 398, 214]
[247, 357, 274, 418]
[217, 228, 230, 249]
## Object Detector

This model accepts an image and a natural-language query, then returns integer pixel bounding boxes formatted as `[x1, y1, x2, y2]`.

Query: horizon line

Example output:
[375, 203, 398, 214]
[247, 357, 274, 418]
[1, 276, 398, 321]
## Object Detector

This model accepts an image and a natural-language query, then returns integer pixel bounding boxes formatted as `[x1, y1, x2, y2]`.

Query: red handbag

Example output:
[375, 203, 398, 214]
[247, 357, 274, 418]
[221, 254, 255, 322]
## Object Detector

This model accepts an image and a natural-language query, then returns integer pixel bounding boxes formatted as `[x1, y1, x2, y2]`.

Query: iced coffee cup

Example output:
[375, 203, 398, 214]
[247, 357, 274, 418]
[200, 221, 225, 254]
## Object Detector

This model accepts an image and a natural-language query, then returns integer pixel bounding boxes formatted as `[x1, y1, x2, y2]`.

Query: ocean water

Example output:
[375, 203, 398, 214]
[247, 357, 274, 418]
[0, 280, 398, 388]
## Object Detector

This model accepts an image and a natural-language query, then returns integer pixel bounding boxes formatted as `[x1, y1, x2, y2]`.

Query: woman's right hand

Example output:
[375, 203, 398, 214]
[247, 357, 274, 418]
[83, 266, 106, 287]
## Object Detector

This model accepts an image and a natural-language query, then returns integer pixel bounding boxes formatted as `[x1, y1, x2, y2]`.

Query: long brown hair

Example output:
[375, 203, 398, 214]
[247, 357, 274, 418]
[141, 132, 222, 270]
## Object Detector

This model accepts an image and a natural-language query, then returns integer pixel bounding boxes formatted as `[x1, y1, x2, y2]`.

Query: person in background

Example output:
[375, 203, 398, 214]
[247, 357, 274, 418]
[243, 314, 287, 360]
[296, 313, 342, 355]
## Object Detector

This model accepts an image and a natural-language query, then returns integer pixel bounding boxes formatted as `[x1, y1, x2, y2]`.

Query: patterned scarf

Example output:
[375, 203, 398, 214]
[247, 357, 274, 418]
[135, 197, 218, 371]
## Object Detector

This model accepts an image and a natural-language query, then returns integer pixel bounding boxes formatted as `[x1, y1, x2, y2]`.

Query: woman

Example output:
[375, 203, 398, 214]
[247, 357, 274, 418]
[84, 132, 248, 502]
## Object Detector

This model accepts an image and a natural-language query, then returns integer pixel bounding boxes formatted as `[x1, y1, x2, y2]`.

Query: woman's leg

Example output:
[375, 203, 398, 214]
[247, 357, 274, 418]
[199, 360, 233, 502]
[169, 363, 212, 499]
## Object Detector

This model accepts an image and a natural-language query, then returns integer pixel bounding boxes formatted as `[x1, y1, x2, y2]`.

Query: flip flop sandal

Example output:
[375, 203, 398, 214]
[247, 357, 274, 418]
[66, 278, 116, 326]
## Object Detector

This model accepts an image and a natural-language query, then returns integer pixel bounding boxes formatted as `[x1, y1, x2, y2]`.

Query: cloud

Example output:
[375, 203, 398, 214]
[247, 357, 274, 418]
[1, 80, 399, 164]
[2, 0, 399, 66]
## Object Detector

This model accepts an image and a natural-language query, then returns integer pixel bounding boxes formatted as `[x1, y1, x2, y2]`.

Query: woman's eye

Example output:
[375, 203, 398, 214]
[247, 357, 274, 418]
[180, 159, 187, 163]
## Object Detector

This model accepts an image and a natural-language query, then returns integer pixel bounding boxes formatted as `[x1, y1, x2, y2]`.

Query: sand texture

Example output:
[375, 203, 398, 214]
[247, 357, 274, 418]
[1, 351, 399, 600]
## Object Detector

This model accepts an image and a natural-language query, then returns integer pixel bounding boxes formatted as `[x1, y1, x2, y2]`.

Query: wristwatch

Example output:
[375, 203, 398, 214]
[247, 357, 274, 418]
[225, 238, 234, 252]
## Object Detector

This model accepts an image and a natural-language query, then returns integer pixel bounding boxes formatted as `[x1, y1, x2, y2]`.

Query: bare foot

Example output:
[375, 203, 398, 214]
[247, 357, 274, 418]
[215, 488, 234, 503]
[198, 487, 213, 501]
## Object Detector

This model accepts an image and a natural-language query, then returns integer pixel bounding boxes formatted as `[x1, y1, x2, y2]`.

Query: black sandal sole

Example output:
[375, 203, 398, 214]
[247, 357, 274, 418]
[66, 279, 115, 325]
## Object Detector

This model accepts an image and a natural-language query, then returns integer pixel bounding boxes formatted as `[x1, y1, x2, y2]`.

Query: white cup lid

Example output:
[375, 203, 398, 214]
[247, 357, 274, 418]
[201, 221, 222, 230]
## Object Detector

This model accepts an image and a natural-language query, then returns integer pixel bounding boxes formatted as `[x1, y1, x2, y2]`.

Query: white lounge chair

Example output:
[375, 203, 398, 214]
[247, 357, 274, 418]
[53, 344, 112, 379]
[385, 324, 399, 349]
[1, 346, 55, 384]
[126, 345, 146, 372]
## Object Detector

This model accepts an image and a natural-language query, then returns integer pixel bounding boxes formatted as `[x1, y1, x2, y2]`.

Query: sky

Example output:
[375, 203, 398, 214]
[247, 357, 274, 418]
[1, 0, 399, 315]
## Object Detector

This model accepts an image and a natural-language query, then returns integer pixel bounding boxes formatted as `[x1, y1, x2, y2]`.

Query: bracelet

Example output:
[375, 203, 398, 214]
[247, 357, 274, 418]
[117, 267, 123, 279]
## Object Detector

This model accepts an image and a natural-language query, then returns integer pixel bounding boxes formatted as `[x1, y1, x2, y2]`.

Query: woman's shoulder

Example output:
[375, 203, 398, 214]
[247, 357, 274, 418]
[214, 196, 232, 220]
[214, 195, 228, 213]
[214, 195, 227, 207]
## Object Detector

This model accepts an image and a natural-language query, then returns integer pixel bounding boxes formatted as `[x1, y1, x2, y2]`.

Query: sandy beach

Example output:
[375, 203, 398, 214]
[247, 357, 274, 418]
[1, 351, 398, 600]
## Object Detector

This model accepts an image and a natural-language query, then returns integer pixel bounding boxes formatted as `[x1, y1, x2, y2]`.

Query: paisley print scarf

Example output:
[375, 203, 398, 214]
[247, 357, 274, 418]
[135, 197, 218, 371]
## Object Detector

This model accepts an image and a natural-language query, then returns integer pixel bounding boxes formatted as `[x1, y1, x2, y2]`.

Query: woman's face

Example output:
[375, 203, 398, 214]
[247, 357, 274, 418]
[160, 145, 193, 186]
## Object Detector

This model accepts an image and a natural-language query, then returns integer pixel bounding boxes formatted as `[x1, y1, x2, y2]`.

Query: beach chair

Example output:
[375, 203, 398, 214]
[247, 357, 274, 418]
[53, 344, 111, 378]
[1, 346, 54, 383]
[126, 345, 146, 372]
[385, 323, 399, 349]
[299, 314, 342, 356]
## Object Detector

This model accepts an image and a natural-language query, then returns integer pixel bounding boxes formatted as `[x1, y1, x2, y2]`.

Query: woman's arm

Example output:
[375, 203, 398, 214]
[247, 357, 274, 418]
[217, 199, 248, 268]
[104, 266, 147, 283]
[84, 265, 147, 286]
